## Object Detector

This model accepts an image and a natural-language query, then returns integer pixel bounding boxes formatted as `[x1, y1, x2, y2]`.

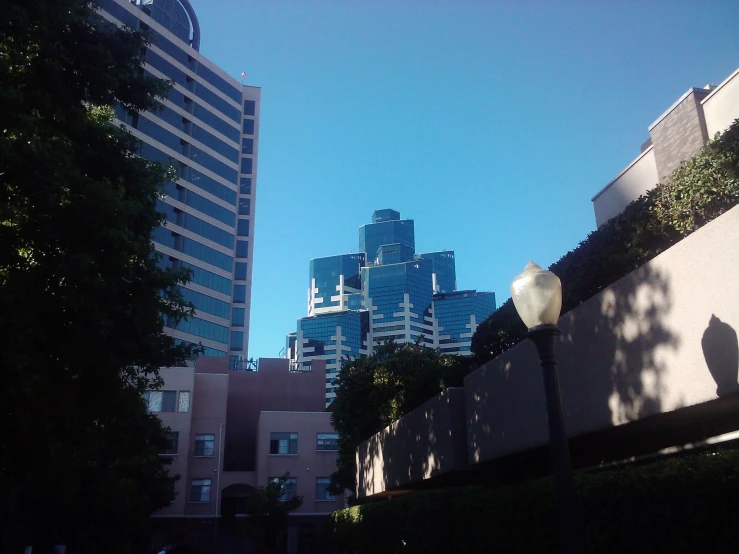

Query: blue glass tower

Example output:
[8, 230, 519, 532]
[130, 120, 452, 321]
[98, 0, 259, 361]
[289, 210, 496, 404]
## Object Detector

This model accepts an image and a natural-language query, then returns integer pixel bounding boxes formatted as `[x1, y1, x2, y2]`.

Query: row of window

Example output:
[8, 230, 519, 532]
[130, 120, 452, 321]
[154, 227, 233, 272]
[179, 286, 230, 320]
[187, 477, 333, 503]
[168, 314, 229, 344]
[269, 432, 339, 455]
[163, 181, 236, 227]
[157, 200, 234, 249]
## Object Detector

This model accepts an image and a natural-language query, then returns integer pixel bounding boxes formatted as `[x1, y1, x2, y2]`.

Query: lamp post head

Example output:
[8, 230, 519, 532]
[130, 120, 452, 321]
[510, 261, 562, 329]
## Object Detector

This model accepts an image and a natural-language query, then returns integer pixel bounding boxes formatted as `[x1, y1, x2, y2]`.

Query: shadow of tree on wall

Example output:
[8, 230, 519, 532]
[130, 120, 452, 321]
[465, 261, 681, 477]
[702, 315, 739, 397]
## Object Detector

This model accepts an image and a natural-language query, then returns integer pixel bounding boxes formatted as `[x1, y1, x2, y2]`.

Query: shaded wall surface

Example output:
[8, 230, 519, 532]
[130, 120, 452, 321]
[466, 204, 739, 465]
[357, 205, 739, 497]
[221, 358, 327, 471]
[357, 388, 466, 498]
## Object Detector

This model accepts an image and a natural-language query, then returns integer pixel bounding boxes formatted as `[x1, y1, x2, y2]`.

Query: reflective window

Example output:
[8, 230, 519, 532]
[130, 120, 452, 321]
[180, 165, 237, 205]
[149, 30, 192, 67]
[240, 157, 253, 175]
[237, 219, 250, 237]
[316, 433, 339, 451]
[157, 200, 234, 249]
[163, 431, 179, 455]
[138, 117, 183, 152]
[190, 479, 212, 503]
[179, 261, 232, 295]
[180, 236, 232, 271]
[232, 307, 245, 327]
[236, 241, 249, 258]
[179, 287, 230, 319]
[233, 285, 246, 303]
[238, 198, 250, 216]
[316, 478, 335, 501]
[244, 100, 256, 116]
[193, 104, 240, 142]
[270, 433, 298, 455]
[241, 138, 254, 155]
[197, 63, 242, 103]
[98, 0, 140, 28]
[193, 434, 215, 457]
[168, 315, 228, 343]
[144, 390, 176, 412]
[150, 102, 188, 133]
[146, 50, 187, 87]
[194, 82, 240, 122]
[234, 262, 247, 281]
[192, 124, 239, 162]
[271, 477, 297, 502]
[164, 181, 235, 226]
[188, 144, 238, 183]
[242, 119, 255, 135]
[230, 330, 244, 350]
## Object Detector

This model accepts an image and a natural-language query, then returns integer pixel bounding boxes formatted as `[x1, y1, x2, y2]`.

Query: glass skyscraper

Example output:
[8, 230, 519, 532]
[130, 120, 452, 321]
[289, 210, 496, 403]
[98, 0, 258, 362]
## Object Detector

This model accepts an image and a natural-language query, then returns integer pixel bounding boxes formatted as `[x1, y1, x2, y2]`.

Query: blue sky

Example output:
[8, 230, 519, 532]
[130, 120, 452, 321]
[188, 0, 739, 361]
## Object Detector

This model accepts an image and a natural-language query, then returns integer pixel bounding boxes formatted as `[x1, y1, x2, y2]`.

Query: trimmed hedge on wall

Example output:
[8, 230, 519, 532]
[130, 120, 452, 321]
[331, 450, 739, 553]
[472, 119, 739, 365]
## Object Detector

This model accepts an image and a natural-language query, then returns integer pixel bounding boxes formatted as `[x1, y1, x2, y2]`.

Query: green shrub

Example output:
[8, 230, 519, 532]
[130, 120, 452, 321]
[331, 450, 739, 553]
[472, 120, 739, 365]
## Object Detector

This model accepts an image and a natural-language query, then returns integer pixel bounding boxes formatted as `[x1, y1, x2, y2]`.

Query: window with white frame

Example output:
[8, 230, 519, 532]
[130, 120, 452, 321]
[270, 432, 298, 455]
[316, 433, 339, 451]
[315, 477, 335, 501]
[193, 433, 215, 456]
[190, 478, 212, 502]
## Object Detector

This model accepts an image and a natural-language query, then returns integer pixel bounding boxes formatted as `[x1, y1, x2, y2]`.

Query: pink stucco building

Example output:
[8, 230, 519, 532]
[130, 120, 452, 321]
[148, 357, 343, 553]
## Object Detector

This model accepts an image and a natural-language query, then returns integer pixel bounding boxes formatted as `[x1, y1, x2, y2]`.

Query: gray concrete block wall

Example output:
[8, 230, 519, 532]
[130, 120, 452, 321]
[650, 88, 710, 180]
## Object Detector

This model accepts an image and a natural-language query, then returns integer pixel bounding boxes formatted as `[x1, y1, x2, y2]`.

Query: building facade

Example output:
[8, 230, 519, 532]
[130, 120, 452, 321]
[148, 357, 342, 553]
[98, 0, 259, 361]
[591, 65, 739, 227]
[289, 210, 496, 404]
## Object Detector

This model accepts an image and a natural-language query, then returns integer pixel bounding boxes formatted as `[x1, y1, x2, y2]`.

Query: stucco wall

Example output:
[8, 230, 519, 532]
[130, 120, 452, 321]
[702, 68, 739, 139]
[256, 411, 343, 513]
[466, 204, 739, 465]
[356, 388, 467, 498]
[592, 146, 659, 227]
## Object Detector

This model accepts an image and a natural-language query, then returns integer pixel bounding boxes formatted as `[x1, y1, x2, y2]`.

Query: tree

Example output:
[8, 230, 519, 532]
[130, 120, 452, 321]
[0, 1, 197, 552]
[246, 473, 304, 550]
[329, 342, 473, 495]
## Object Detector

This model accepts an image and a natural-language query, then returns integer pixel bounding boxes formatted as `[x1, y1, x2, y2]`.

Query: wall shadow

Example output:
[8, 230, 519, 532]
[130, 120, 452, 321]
[702, 314, 739, 397]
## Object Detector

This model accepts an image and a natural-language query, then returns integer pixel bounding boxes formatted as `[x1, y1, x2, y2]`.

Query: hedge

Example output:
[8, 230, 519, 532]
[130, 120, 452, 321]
[472, 119, 739, 365]
[331, 450, 739, 553]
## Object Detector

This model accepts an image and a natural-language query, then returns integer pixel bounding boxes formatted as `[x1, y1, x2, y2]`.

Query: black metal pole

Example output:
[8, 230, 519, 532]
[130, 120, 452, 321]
[528, 324, 584, 554]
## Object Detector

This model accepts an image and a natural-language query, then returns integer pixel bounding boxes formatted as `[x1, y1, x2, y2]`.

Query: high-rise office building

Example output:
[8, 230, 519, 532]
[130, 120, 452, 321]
[289, 210, 496, 403]
[98, 0, 259, 362]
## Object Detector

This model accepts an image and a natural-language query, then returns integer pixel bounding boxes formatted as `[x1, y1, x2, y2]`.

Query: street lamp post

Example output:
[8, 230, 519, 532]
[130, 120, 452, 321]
[511, 261, 583, 554]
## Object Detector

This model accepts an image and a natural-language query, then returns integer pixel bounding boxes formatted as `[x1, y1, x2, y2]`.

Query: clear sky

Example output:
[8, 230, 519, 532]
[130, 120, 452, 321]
[188, 0, 739, 361]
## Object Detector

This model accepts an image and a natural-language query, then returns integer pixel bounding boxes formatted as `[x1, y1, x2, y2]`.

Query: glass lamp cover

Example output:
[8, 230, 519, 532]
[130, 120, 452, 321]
[510, 261, 562, 328]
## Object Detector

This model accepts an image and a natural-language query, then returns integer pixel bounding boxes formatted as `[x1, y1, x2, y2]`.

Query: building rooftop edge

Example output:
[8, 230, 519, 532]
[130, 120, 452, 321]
[647, 87, 710, 132]
[591, 144, 655, 202]
[700, 66, 739, 108]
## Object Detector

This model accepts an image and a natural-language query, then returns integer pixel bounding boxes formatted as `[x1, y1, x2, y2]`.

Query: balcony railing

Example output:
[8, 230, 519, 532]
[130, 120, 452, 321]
[230, 358, 258, 371]
[289, 360, 312, 373]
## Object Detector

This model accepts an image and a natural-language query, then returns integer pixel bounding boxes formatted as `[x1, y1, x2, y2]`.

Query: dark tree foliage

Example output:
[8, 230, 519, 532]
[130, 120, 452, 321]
[245, 473, 304, 548]
[330, 341, 473, 494]
[0, 1, 198, 552]
[472, 120, 739, 366]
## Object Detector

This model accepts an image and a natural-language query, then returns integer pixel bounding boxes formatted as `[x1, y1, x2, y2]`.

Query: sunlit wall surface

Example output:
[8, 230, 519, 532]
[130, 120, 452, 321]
[98, 0, 259, 362]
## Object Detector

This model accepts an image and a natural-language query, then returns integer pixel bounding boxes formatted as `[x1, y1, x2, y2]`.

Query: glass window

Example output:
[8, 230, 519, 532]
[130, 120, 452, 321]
[193, 104, 241, 143]
[164, 181, 236, 226]
[145, 390, 177, 412]
[180, 261, 232, 296]
[191, 478, 212, 502]
[239, 178, 252, 195]
[178, 391, 190, 413]
[194, 82, 241, 122]
[192, 124, 240, 162]
[179, 287, 230, 319]
[238, 198, 250, 216]
[315, 478, 335, 501]
[230, 331, 244, 350]
[163, 432, 179, 455]
[168, 315, 229, 344]
[270, 432, 298, 455]
[241, 138, 254, 155]
[237, 219, 250, 237]
[244, 100, 256, 116]
[232, 307, 245, 327]
[240, 157, 253, 175]
[236, 241, 248, 258]
[193, 434, 215, 457]
[189, 144, 238, 183]
[270, 477, 297, 502]
[242, 119, 255, 135]
[316, 433, 339, 451]
[233, 285, 246, 303]
[197, 63, 242, 104]
[234, 262, 247, 281]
